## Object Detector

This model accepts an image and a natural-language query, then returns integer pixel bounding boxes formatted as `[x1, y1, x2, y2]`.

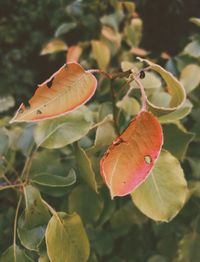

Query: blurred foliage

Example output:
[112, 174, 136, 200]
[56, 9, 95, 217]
[0, 0, 200, 261]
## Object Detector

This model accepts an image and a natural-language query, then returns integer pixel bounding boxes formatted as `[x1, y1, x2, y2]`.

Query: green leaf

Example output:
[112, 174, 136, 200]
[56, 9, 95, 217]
[131, 150, 188, 222]
[0, 128, 9, 156]
[110, 202, 147, 236]
[176, 232, 200, 262]
[31, 170, 76, 197]
[68, 185, 104, 224]
[0, 245, 34, 262]
[138, 58, 186, 116]
[18, 212, 46, 251]
[163, 124, 194, 160]
[180, 64, 200, 93]
[0, 96, 15, 113]
[24, 185, 50, 227]
[91, 40, 110, 70]
[55, 22, 77, 37]
[124, 18, 143, 47]
[188, 158, 200, 179]
[148, 255, 168, 262]
[184, 40, 200, 58]
[91, 115, 116, 151]
[74, 143, 98, 192]
[116, 97, 140, 116]
[16, 124, 35, 157]
[158, 100, 193, 123]
[45, 212, 90, 262]
[34, 107, 93, 149]
[97, 187, 116, 226]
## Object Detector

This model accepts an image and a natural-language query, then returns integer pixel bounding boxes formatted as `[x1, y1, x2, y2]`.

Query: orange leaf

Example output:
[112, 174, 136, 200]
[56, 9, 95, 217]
[67, 45, 83, 63]
[10, 63, 97, 123]
[100, 111, 163, 198]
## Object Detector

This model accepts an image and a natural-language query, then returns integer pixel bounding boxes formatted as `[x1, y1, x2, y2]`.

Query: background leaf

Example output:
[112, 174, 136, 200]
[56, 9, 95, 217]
[34, 107, 93, 148]
[45, 212, 90, 262]
[131, 150, 188, 222]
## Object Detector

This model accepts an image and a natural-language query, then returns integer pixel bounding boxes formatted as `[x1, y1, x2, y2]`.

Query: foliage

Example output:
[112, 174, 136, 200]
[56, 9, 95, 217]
[1, 1, 200, 262]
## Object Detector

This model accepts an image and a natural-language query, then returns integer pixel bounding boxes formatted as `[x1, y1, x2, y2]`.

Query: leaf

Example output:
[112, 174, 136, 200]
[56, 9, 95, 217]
[100, 111, 163, 198]
[67, 45, 83, 63]
[130, 47, 149, 57]
[148, 255, 168, 262]
[0, 128, 9, 156]
[10, 63, 97, 123]
[158, 99, 193, 123]
[23, 185, 50, 228]
[74, 143, 98, 192]
[91, 115, 116, 151]
[30, 170, 76, 197]
[0, 245, 34, 262]
[116, 97, 140, 117]
[101, 26, 121, 48]
[124, 18, 143, 47]
[110, 202, 147, 235]
[18, 212, 46, 251]
[0, 96, 15, 113]
[138, 58, 186, 116]
[121, 61, 162, 90]
[45, 212, 90, 262]
[15, 124, 35, 156]
[131, 150, 188, 222]
[40, 39, 68, 55]
[68, 185, 104, 224]
[176, 232, 200, 262]
[183, 40, 200, 58]
[55, 22, 77, 37]
[180, 64, 200, 93]
[91, 40, 110, 70]
[34, 106, 93, 148]
[190, 17, 200, 27]
[163, 124, 194, 160]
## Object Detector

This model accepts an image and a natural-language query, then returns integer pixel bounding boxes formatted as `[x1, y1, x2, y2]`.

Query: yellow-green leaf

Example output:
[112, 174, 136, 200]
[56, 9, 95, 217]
[45, 212, 90, 262]
[91, 40, 110, 70]
[74, 143, 98, 192]
[180, 64, 200, 93]
[131, 150, 188, 222]
[138, 58, 186, 116]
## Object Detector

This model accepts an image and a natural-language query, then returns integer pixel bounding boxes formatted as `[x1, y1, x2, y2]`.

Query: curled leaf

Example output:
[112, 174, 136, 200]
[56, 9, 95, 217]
[100, 111, 163, 198]
[10, 63, 97, 123]
[138, 58, 186, 116]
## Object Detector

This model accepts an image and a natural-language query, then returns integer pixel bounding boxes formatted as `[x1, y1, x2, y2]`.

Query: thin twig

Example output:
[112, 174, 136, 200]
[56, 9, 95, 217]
[13, 195, 22, 262]
[110, 79, 120, 136]
[0, 183, 24, 191]
[134, 76, 148, 111]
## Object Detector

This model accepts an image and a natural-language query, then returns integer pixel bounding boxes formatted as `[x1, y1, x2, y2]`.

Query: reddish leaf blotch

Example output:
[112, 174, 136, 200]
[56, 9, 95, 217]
[100, 111, 163, 198]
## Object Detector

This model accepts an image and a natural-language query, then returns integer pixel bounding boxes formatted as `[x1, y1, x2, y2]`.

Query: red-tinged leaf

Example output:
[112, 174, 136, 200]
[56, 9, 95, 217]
[10, 63, 97, 123]
[100, 111, 163, 198]
[67, 45, 83, 63]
